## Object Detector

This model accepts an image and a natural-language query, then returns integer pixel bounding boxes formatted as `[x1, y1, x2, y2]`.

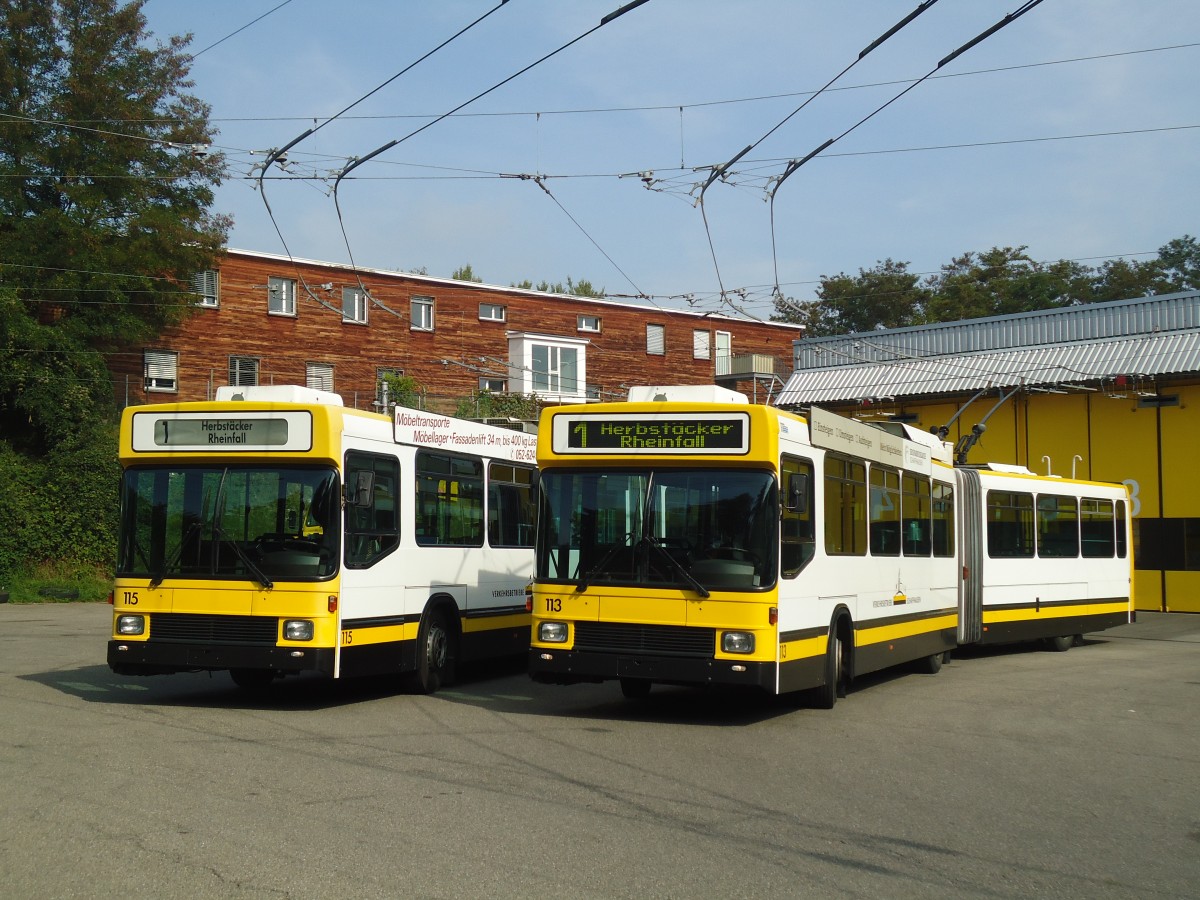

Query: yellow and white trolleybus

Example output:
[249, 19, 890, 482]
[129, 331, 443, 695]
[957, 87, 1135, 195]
[528, 386, 1132, 705]
[109, 385, 537, 691]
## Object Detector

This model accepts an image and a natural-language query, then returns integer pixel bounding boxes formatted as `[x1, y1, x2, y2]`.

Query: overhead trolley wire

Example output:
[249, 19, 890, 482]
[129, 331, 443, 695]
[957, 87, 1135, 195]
[329, 0, 652, 305]
[190, 0, 297, 59]
[517, 174, 650, 302]
[767, 0, 1049, 297]
[694, 0, 941, 312]
[254, 1, 516, 321]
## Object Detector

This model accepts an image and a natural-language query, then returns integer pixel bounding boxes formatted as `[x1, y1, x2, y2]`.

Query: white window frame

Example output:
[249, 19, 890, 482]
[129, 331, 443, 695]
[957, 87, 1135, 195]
[191, 270, 219, 308]
[506, 332, 589, 403]
[479, 303, 506, 322]
[268, 276, 296, 316]
[577, 314, 601, 333]
[715, 329, 732, 376]
[144, 349, 178, 393]
[342, 287, 367, 324]
[647, 323, 665, 356]
[532, 345, 579, 394]
[411, 295, 434, 331]
[229, 355, 259, 387]
[693, 329, 711, 360]
[479, 376, 507, 392]
[306, 362, 334, 392]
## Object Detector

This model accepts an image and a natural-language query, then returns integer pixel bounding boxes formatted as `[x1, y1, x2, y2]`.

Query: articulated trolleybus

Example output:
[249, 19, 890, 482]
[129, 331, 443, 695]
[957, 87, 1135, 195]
[109, 385, 537, 691]
[528, 385, 1132, 705]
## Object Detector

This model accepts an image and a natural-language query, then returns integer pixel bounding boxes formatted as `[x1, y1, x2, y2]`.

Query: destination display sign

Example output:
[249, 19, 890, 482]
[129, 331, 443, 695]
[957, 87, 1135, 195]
[130, 411, 313, 452]
[808, 406, 931, 475]
[551, 413, 750, 455]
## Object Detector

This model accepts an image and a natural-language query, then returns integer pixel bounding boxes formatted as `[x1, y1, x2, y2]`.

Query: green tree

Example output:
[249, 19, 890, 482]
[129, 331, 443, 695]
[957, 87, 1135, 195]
[922, 247, 1089, 322]
[511, 276, 605, 297]
[381, 373, 424, 410]
[451, 263, 482, 283]
[564, 276, 604, 298]
[1152, 234, 1200, 291]
[782, 258, 928, 336]
[0, 0, 229, 451]
[1085, 257, 1167, 303]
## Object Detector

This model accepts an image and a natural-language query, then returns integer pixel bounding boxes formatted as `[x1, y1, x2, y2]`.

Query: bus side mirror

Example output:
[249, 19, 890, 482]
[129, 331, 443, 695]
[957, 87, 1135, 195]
[786, 473, 809, 513]
[345, 471, 375, 508]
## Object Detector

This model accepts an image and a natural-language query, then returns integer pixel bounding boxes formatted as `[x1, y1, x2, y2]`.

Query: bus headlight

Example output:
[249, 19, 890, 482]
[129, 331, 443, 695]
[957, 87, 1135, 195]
[539, 622, 568, 643]
[722, 631, 755, 654]
[284, 619, 314, 641]
[117, 614, 145, 635]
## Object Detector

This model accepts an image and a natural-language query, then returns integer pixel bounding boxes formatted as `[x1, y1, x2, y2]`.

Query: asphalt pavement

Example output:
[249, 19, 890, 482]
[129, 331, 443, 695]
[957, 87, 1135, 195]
[1, 603, 1197, 899]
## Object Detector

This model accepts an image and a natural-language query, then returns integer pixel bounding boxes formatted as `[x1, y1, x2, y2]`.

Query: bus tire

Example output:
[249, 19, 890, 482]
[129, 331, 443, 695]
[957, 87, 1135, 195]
[916, 650, 943, 675]
[1046, 634, 1074, 652]
[619, 677, 651, 699]
[409, 608, 454, 694]
[230, 668, 275, 690]
[813, 627, 845, 710]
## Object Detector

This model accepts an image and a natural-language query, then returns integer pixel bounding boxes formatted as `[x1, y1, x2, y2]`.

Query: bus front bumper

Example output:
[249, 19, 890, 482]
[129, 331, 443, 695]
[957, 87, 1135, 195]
[108, 640, 335, 677]
[529, 648, 776, 691]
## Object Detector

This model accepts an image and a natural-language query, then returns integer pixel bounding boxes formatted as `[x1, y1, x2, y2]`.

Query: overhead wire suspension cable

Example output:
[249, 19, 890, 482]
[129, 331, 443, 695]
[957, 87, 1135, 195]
[254, 1, 516, 319]
[767, 0, 1048, 296]
[695, 0, 942, 311]
[330, 0, 652, 294]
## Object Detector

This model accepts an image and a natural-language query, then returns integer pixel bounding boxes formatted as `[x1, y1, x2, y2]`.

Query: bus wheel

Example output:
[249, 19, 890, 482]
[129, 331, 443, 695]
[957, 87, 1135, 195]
[410, 609, 453, 694]
[230, 668, 275, 690]
[916, 650, 944, 675]
[620, 678, 651, 699]
[813, 629, 845, 709]
[1046, 634, 1075, 652]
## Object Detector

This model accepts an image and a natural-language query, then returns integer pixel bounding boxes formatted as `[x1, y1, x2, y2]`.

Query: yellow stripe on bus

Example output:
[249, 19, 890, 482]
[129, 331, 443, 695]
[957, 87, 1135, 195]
[461, 612, 530, 634]
[779, 633, 827, 663]
[855, 612, 958, 647]
[339, 623, 413, 648]
[982, 599, 1130, 626]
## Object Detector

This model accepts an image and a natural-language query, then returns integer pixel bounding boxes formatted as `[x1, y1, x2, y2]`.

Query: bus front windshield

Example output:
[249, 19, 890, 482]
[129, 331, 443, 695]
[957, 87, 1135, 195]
[118, 465, 340, 584]
[537, 468, 777, 592]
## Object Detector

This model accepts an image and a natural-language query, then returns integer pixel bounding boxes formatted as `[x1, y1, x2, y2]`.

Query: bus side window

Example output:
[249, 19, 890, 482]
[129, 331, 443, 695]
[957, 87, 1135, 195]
[344, 452, 400, 568]
[488, 462, 535, 548]
[825, 455, 867, 556]
[781, 456, 815, 578]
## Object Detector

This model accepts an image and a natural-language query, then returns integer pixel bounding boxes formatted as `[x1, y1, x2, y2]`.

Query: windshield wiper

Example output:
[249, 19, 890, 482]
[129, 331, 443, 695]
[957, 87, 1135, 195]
[642, 537, 710, 598]
[575, 532, 635, 593]
[210, 468, 273, 590]
[214, 524, 274, 590]
[149, 521, 202, 590]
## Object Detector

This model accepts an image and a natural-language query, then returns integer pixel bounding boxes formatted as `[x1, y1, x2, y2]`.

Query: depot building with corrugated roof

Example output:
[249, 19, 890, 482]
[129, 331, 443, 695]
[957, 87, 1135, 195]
[775, 289, 1200, 614]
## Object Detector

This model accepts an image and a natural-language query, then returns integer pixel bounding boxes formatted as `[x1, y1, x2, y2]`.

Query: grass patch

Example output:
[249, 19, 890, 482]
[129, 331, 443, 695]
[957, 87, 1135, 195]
[1, 561, 113, 604]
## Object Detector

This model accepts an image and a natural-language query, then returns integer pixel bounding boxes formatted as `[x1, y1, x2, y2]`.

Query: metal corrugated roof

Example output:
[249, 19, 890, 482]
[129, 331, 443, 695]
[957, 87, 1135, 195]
[792, 290, 1200, 370]
[775, 331, 1200, 406]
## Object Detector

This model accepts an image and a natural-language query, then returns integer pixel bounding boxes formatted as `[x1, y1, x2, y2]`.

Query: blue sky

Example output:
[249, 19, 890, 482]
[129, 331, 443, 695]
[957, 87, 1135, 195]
[142, 0, 1198, 319]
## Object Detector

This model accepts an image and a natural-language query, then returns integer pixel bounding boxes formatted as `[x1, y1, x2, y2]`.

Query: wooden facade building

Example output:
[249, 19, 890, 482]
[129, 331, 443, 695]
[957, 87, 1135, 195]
[110, 249, 802, 413]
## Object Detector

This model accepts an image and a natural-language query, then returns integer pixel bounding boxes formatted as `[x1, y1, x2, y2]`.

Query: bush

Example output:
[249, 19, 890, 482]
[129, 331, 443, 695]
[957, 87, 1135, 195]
[3, 560, 112, 604]
[0, 423, 119, 591]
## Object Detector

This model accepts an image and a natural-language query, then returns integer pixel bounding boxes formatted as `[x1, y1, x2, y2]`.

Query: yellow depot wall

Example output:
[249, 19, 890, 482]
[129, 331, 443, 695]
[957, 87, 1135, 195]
[1159, 384, 1200, 517]
[1160, 385, 1200, 612]
[1165, 572, 1200, 613]
[1089, 394, 1158, 506]
[1089, 394, 1163, 611]
[1024, 393, 1090, 477]
[1136, 569, 1164, 614]
[897, 402, 958, 440]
